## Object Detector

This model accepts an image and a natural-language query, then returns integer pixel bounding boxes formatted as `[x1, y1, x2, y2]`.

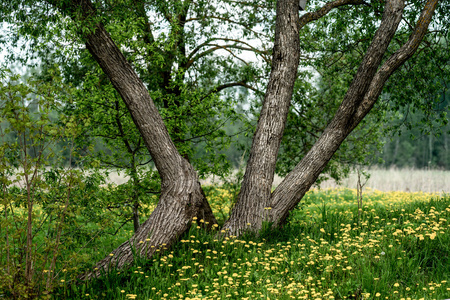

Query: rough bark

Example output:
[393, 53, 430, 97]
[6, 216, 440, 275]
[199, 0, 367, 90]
[221, 0, 300, 236]
[221, 0, 375, 237]
[268, 0, 439, 226]
[48, 0, 217, 279]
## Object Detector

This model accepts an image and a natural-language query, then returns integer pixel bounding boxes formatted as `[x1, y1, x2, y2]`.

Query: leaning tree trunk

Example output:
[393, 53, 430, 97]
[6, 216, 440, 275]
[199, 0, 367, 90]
[268, 0, 439, 226]
[49, 0, 217, 279]
[221, 0, 300, 236]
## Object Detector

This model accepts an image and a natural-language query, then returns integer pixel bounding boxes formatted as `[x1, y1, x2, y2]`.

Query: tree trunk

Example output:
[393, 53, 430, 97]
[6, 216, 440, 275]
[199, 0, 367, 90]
[268, 0, 439, 226]
[49, 0, 217, 279]
[80, 169, 212, 280]
[221, 0, 300, 236]
[221, 0, 377, 236]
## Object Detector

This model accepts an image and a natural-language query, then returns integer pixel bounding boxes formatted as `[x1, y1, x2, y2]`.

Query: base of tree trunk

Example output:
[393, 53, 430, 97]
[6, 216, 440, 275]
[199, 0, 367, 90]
[79, 175, 216, 280]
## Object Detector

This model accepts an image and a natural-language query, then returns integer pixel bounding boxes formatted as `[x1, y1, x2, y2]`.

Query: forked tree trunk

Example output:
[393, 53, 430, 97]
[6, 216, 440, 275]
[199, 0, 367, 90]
[268, 0, 439, 226]
[264, 0, 406, 224]
[222, 0, 370, 236]
[221, 0, 300, 236]
[49, 0, 217, 279]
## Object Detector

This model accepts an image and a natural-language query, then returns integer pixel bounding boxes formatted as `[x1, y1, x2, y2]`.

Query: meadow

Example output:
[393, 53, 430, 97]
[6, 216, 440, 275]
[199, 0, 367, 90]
[1, 185, 450, 299]
[58, 188, 450, 299]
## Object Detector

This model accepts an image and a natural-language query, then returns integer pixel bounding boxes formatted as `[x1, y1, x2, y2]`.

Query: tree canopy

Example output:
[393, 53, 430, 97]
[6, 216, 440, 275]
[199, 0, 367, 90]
[1, 0, 448, 177]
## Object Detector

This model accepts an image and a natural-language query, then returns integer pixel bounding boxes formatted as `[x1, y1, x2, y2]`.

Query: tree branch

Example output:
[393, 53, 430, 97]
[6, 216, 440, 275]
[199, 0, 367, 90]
[350, 0, 440, 128]
[299, 0, 369, 30]
[208, 81, 261, 95]
[186, 37, 270, 68]
[185, 15, 269, 38]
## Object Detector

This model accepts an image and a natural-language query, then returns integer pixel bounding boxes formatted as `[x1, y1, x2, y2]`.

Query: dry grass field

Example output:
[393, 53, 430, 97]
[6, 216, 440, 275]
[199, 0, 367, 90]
[105, 167, 450, 193]
[317, 167, 450, 193]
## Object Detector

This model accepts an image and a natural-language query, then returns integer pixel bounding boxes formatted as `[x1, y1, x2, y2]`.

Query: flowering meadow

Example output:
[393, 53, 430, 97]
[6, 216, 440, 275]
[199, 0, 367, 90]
[49, 187, 449, 300]
[3, 186, 449, 299]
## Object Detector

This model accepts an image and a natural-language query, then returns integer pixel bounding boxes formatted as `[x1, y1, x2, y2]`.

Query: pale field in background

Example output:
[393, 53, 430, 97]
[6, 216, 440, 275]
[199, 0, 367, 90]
[105, 167, 450, 193]
[316, 168, 450, 193]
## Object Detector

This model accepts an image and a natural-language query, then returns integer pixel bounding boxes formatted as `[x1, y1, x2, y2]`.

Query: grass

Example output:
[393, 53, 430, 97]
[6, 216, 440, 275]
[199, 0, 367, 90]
[50, 187, 450, 300]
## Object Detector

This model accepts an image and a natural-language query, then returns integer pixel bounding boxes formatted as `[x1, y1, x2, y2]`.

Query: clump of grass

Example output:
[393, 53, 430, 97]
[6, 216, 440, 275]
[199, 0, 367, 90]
[55, 187, 450, 300]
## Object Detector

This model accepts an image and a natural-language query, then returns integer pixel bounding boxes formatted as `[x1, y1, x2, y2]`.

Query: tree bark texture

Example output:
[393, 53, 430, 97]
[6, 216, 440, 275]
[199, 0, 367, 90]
[48, 0, 217, 279]
[221, 0, 300, 236]
[268, 0, 439, 226]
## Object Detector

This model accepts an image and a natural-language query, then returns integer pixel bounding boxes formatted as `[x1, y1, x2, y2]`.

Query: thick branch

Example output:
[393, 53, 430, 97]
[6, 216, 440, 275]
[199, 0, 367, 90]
[350, 0, 439, 128]
[299, 0, 369, 29]
[268, 0, 407, 226]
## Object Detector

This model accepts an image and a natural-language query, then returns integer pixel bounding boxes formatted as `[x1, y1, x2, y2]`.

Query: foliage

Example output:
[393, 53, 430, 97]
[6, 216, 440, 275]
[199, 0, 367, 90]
[2, 0, 449, 181]
[0, 68, 88, 298]
[0, 0, 269, 174]
[276, 0, 450, 177]
[0, 70, 138, 299]
[0, 1, 271, 228]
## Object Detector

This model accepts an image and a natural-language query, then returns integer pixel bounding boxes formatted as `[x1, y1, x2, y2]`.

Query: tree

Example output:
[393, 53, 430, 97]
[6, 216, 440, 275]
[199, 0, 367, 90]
[0, 0, 443, 279]
[266, 0, 439, 226]
[9, 0, 264, 234]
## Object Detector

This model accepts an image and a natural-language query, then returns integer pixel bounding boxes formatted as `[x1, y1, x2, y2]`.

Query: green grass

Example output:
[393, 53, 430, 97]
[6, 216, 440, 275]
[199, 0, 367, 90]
[2, 187, 450, 299]
[50, 188, 450, 300]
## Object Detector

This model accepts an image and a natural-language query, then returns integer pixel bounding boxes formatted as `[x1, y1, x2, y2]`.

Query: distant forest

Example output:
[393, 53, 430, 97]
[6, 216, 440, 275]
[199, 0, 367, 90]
[380, 125, 450, 169]
[379, 90, 450, 170]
